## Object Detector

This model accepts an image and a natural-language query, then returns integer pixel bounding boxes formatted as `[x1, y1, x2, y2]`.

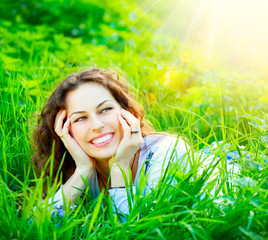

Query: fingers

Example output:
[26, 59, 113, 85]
[62, 118, 71, 139]
[119, 109, 143, 145]
[120, 109, 140, 130]
[54, 109, 71, 141]
[54, 109, 65, 136]
[113, 109, 143, 168]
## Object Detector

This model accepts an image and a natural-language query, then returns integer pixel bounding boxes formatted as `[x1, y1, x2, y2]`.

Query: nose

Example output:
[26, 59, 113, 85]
[90, 115, 104, 131]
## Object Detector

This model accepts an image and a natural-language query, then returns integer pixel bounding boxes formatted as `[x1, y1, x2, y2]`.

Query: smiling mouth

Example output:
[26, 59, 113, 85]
[90, 133, 114, 147]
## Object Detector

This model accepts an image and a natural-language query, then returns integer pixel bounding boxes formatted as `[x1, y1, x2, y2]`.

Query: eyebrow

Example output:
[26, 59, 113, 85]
[69, 100, 113, 118]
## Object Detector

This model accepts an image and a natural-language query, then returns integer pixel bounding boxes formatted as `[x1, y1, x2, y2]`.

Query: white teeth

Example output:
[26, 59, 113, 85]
[92, 134, 113, 145]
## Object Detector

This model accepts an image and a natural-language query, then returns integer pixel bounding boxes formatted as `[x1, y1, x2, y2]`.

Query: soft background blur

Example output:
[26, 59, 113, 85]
[1, 0, 267, 137]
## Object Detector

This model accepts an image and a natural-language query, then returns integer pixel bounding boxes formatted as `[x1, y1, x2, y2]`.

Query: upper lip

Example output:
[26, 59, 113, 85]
[90, 132, 114, 142]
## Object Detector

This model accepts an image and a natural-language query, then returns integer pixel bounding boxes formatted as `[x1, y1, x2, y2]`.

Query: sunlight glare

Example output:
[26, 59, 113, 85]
[158, 0, 268, 73]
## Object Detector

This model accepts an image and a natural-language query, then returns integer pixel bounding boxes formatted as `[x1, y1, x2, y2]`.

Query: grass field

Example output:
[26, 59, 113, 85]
[0, 1, 267, 239]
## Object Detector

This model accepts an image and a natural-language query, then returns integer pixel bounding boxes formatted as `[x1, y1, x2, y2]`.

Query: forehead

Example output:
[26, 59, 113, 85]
[65, 82, 117, 111]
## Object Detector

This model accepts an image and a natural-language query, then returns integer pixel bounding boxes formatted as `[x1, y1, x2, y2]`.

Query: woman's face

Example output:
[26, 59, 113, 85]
[65, 82, 123, 162]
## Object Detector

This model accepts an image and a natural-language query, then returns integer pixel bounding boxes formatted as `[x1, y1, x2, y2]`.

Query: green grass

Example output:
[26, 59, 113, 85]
[0, 1, 267, 239]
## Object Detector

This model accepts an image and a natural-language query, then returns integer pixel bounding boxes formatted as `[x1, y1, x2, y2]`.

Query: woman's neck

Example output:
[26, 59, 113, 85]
[95, 160, 110, 181]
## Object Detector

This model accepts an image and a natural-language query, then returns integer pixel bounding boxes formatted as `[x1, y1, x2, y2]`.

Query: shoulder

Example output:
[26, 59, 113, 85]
[141, 134, 189, 162]
[143, 134, 189, 151]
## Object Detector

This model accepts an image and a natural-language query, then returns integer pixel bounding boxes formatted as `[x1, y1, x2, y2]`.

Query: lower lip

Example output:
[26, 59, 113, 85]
[90, 134, 115, 148]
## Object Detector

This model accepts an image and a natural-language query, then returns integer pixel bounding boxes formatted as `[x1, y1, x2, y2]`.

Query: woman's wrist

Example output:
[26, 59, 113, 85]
[75, 165, 94, 178]
[110, 165, 129, 187]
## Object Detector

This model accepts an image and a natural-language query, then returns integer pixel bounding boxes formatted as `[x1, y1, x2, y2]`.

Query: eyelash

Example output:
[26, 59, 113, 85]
[100, 107, 113, 113]
[74, 108, 113, 123]
[74, 116, 86, 123]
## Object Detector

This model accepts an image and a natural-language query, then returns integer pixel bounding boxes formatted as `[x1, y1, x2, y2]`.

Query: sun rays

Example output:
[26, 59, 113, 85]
[151, 0, 268, 74]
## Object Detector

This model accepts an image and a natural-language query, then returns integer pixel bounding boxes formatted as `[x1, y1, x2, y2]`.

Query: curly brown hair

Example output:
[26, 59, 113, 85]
[32, 68, 154, 185]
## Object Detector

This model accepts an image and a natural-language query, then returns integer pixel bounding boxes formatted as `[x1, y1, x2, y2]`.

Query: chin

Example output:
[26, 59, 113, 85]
[83, 139, 120, 161]
[88, 149, 117, 162]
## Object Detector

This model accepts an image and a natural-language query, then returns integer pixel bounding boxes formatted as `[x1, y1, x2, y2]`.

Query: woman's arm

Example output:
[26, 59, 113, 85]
[109, 109, 143, 188]
[54, 109, 95, 203]
[109, 136, 190, 216]
[61, 166, 94, 202]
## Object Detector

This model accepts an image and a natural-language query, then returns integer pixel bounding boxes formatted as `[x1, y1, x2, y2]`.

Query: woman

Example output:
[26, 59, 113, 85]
[32, 68, 189, 216]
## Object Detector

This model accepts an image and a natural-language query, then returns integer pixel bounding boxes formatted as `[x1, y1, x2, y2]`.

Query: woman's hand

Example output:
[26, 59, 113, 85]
[54, 109, 95, 172]
[109, 109, 143, 187]
[54, 109, 95, 203]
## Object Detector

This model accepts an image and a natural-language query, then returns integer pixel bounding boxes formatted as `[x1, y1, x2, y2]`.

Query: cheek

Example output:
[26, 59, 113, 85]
[105, 109, 120, 125]
[70, 124, 84, 141]
[113, 111, 121, 129]
[104, 111, 122, 135]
